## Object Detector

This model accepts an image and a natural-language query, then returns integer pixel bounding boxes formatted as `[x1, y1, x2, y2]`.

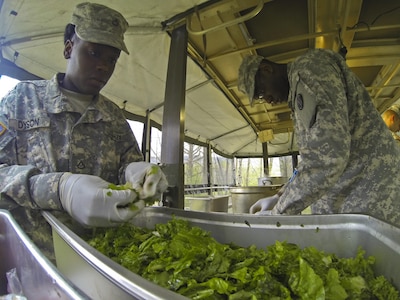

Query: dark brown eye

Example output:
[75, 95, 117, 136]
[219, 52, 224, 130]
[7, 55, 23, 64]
[88, 49, 97, 57]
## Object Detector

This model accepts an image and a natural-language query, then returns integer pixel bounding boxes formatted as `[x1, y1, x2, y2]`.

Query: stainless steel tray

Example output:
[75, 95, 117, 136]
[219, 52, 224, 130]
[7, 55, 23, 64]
[43, 207, 400, 300]
[0, 209, 89, 300]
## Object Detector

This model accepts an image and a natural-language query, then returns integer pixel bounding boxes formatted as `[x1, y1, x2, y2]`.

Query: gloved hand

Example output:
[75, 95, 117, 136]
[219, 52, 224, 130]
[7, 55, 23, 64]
[124, 162, 168, 201]
[59, 173, 144, 227]
[249, 194, 279, 214]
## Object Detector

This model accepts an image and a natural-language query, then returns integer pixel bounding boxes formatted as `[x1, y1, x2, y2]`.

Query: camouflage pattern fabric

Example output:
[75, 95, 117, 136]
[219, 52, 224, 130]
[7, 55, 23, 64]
[392, 131, 400, 142]
[0, 73, 143, 260]
[71, 2, 130, 54]
[270, 49, 400, 228]
[237, 55, 264, 106]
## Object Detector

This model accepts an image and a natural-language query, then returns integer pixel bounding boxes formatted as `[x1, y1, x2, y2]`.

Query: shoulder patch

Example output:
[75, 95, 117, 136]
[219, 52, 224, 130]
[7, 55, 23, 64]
[294, 79, 317, 129]
[0, 122, 7, 136]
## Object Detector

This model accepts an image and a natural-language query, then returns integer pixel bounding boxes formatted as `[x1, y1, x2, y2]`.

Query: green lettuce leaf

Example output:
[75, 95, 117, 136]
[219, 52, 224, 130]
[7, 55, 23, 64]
[86, 218, 399, 299]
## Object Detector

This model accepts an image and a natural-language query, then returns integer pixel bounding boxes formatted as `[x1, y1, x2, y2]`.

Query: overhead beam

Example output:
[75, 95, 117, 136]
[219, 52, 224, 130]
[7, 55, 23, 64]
[0, 57, 41, 80]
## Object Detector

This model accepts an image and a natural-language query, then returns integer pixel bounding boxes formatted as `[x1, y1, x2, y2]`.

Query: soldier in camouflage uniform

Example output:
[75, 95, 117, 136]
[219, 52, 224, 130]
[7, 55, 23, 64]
[0, 2, 168, 261]
[382, 104, 400, 142]
[238, 49, 400, 228]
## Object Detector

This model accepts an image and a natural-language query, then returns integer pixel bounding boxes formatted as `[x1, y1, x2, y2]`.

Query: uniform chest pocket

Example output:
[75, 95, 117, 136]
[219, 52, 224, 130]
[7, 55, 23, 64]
[11, 116, 54, 172]
[103, 125, 128, 143]
[82, 123, 128, 155]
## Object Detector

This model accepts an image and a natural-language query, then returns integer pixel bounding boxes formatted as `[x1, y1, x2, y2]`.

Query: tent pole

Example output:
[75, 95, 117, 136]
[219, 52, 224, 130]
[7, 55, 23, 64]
[160, 25, 187, 209]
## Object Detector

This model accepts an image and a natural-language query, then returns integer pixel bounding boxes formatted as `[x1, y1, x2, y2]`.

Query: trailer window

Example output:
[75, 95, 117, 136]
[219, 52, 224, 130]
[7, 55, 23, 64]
[127, 120, 143, 151]
[0, 75, 19, 99]
[211, 151, 234, 187]
[150, 127, 162, 164]
[235, 156, 294, 186]
[184, 143, 207, 185]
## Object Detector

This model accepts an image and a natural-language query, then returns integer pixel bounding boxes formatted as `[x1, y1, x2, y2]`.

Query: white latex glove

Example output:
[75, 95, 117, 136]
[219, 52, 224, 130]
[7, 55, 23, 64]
[125, 162, 168, 200]
[59, 173, 144, 227]
[249, 194, 279, 214]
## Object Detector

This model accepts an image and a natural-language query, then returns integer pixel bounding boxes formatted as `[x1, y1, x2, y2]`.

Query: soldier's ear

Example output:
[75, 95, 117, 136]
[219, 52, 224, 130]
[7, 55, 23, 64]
[259, 61, 273, 74]
[64, 40, 73, 59]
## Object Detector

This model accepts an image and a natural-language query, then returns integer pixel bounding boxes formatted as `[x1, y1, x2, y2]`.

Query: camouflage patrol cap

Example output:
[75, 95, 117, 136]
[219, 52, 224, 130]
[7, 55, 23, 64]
[71, 2, 129, 54]
[388, 104, 400, 118]
[238, 55, 264, 106]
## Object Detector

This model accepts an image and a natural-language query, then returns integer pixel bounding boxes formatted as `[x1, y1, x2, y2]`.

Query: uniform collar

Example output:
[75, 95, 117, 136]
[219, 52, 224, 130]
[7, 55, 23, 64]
[44, 73, 115, 122]
[287, 62, 295, 110]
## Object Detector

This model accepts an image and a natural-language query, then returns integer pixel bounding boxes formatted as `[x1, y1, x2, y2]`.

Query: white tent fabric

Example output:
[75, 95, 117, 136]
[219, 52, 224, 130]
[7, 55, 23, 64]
[0, 0, 295, 157]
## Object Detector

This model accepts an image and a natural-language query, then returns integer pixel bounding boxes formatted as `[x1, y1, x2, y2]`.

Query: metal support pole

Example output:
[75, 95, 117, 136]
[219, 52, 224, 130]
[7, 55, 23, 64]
[207, 144, 212, 196]
[292, 153, 298, 171]
[161, 25, 187, 209]
[142, 110, 151, 162]
[262, 142, 269, 176]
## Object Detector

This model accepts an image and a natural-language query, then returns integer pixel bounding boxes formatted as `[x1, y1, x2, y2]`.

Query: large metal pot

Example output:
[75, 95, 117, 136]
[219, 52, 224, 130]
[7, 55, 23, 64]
[230, 185, 282, 213]
[258, 177, 288, 186]
[184, 195, 229, 212]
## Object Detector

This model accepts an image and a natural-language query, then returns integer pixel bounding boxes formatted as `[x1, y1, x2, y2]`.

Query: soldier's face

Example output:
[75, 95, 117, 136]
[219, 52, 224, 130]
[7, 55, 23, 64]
[253, 63, 289, 104]
[391, 115, 400, 132]
[63, 36, 120, 95]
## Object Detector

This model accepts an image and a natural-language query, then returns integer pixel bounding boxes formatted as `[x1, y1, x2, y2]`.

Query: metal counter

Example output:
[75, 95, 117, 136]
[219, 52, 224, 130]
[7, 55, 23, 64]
[0, 209, 89, 300]
[43, 207, 400, 300]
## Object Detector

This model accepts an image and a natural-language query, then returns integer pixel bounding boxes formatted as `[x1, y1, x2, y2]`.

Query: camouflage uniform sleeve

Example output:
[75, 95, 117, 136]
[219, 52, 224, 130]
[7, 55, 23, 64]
[272, 58, 351, 214]
[392, 132, 400, 142]
[0, 164, 38, 210]
[29, 173, 64, 209]
[0, 165, 64, 210]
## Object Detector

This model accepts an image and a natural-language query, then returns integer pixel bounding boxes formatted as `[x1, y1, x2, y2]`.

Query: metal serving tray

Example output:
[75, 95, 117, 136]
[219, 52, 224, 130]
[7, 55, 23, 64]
[0, 209, 89, 300]
[43, 207, 400, 300]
